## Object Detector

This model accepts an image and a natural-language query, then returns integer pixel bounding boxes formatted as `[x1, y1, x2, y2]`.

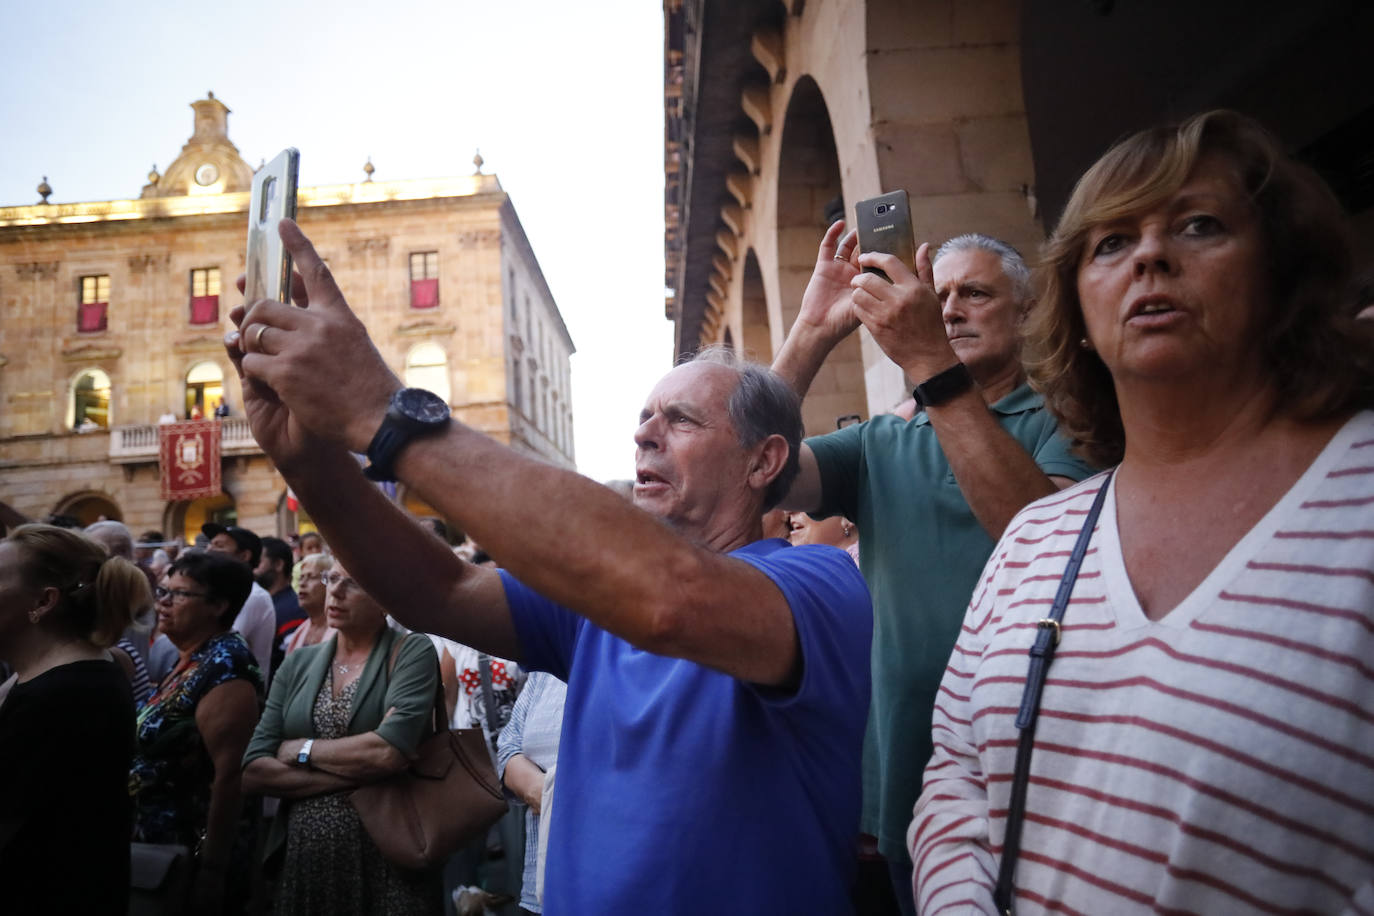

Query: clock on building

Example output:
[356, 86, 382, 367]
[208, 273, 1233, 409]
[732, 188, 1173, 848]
[194, 163, 220, 186]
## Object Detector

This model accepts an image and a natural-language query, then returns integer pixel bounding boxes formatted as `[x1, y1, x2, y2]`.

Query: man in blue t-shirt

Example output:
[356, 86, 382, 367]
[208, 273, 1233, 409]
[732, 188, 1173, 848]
[227, 219, 874, 914]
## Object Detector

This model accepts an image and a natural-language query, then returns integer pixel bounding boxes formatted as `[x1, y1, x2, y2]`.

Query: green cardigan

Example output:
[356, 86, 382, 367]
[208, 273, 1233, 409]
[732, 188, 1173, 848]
[242, 626, 439, 859]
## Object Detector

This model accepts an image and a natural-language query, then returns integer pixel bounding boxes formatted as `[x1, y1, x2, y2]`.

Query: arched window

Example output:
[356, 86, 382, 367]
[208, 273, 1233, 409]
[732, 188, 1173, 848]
[404, 342, 451, 403]
[185, 361, 224, 419]
[68, 368, 111, 430]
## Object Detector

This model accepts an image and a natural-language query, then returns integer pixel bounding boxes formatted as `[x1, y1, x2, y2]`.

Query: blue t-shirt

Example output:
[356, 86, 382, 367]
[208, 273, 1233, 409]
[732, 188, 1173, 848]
[501, 538, 873, 915]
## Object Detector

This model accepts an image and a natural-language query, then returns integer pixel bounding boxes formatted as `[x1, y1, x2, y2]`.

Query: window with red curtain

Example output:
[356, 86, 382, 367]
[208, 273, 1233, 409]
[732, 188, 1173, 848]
[410, 251, 439, 309]
[78, 275, 109, 332]
[190, 267, 220, 324]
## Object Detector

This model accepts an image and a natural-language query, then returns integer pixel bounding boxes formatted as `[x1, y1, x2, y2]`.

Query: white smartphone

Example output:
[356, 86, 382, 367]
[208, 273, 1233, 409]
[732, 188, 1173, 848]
[244, 148, 300, 303]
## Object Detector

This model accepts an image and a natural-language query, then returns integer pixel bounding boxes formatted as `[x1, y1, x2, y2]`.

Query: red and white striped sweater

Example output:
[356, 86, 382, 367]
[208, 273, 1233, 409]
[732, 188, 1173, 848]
[910, 411, 1374, 915]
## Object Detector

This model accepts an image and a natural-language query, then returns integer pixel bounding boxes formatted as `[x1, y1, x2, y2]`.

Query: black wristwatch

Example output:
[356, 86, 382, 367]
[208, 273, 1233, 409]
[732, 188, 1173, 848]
[912, 363, 974, 409]
[363, 388, 452, 482]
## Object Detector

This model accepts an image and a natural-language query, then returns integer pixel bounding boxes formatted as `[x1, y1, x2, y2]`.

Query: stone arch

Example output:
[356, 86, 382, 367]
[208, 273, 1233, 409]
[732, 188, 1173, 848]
[774, 75, 866, 434]
[167, 491, 235, 545]
[739, 250, 772, 363]
[53, 490, 122, 526]
[66, 367, 112, 430]
[404, 341, 452, 404]
[185, 360, 225, 419]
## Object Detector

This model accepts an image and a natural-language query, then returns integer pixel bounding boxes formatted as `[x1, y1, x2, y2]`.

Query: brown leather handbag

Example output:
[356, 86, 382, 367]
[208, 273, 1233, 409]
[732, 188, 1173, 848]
[348, 638, 509, 870]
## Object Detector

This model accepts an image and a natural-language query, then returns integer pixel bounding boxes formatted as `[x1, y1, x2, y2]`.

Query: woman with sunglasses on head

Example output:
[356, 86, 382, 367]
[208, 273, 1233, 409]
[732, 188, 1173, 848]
[0, 524, 151, 915]
[243, 562, 443, 915]
[129, 549, 264, 916]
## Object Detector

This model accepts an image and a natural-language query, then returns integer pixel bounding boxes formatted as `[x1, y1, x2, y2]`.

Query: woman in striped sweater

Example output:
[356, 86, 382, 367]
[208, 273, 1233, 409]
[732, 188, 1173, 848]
[910, 110, 1374, 914]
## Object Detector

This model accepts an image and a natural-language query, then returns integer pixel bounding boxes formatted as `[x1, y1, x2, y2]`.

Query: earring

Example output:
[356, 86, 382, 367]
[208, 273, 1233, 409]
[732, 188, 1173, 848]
[28, 610, 41, 624]
[841, 521, 853, 538]
[1079, 337, 1093, 350]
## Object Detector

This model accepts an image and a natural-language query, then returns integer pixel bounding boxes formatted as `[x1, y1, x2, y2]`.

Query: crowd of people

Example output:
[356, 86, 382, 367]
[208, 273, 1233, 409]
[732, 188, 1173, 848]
[1, 109, 1371, 914]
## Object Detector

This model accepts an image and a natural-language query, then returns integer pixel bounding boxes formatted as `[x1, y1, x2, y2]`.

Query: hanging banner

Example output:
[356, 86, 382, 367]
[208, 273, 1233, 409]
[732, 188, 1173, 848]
[159, 420, 222, 501]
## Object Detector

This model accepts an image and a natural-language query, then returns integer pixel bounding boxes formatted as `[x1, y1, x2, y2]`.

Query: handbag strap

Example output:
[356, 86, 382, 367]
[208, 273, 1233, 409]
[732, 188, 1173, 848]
[993, 469, 1114, 915]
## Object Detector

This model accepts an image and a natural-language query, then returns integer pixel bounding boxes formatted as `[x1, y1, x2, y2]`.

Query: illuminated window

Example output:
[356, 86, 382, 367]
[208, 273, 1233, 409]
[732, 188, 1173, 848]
[69, 368, 111, 430]
[190, 268, 221, 325]
[185, 361, 224, 419]
[78, 275, 110, 332]
[409, 252, 439, 309]
[403, 342, 451, 403]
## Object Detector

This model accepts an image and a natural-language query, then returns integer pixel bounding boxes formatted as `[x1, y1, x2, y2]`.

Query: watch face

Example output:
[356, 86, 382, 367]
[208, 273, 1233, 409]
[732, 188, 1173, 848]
[396, 387, 450, 424]
[195, 163, 220, 186]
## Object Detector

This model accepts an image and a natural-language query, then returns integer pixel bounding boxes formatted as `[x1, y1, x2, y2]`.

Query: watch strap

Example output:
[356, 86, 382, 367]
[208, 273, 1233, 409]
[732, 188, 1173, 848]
[297, 738, 315, 767]
[363, 423, 410, 483]
[912, 362, 974, 409]
[364, 389, 450, 483]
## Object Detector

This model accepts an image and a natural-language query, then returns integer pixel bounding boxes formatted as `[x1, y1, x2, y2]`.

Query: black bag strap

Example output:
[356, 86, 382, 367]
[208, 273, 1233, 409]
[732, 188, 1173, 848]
[476, 654, 503, 741]
[993, 469, 1114, 915]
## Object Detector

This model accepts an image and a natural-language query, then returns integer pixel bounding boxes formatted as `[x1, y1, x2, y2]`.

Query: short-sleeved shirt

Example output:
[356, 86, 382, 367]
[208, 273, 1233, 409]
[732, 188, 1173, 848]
[131, 630, 263, 846]
[501, 538, 873, 914]
[806, 382, 1095, 860]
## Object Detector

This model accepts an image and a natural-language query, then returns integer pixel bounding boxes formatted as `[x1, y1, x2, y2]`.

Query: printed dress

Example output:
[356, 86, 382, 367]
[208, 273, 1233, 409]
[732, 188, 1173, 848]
[275, 669, 442, 916]
[130, 630, 263, 847]
[129, 630, 263, 910]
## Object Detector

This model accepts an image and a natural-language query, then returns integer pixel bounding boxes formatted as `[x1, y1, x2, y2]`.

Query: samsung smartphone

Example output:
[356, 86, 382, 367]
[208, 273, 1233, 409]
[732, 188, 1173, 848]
[244, 148, 300, 303]
[854, 190, 914, 283]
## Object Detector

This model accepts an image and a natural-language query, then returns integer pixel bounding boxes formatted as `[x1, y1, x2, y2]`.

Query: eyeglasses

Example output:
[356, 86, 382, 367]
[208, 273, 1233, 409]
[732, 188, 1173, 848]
[154, 586, 209, 603]
[320, 573, 358, 590]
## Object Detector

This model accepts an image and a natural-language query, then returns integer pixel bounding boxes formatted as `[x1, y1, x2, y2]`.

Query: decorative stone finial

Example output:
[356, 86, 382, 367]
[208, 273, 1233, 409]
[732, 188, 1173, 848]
[473, 150, 484, 174]
[147, 164, 160, 186]
[363, 157, 375, 182]
[208, 90, 215, 99]
[37, 176, 52, 204]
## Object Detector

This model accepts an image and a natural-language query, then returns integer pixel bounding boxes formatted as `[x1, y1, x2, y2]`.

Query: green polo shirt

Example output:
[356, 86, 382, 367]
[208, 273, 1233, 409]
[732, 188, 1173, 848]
[806, 383, 1095, 862]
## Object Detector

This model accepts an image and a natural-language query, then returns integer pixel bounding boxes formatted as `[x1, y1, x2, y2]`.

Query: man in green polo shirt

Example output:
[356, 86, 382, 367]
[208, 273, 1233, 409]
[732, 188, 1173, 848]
[773, 223, 1096, 913]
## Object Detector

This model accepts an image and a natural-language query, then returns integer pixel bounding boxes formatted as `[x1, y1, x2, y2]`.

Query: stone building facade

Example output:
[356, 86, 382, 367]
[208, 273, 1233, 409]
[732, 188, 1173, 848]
[665, 0, 1374, 435]
[0, 94, 574, 541]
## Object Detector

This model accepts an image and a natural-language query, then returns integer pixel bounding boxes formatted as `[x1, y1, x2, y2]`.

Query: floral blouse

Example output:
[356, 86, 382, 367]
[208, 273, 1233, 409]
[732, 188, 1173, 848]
[129, 630, 262, 847]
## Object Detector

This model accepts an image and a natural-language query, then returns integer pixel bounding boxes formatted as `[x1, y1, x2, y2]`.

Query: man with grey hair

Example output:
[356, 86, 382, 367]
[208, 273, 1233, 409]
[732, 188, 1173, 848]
[228, 218, 873, 914]
[772, 221, 1096, 912]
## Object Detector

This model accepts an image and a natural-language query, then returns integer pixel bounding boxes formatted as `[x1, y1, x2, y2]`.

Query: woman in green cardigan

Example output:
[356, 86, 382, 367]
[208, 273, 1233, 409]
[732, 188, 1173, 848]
[242, 563, 442, 915]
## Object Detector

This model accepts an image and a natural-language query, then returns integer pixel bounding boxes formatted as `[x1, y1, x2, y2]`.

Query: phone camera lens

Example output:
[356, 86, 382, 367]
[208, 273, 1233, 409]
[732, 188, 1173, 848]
[875, 204, 888, 215]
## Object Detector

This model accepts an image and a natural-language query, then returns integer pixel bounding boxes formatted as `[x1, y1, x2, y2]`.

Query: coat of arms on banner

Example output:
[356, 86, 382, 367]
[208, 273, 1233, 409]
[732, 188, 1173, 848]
[159, 420, 222, 501]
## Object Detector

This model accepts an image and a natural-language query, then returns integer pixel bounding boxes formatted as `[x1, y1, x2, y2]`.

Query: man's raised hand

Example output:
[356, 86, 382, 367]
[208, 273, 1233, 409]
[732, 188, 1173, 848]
[793, 219, 862, 344]
[852, 242, 957, 381]
[229, 219, 403, 458]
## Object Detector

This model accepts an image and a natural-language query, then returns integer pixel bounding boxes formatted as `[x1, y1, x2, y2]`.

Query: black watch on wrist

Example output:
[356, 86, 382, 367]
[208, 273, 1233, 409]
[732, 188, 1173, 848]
[912, 363, 974, 409]
[363, 388, 452, 483]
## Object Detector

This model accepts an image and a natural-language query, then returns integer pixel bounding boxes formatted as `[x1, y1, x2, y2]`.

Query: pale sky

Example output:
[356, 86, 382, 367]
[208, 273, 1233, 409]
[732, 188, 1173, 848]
[0, 0, 673, 483]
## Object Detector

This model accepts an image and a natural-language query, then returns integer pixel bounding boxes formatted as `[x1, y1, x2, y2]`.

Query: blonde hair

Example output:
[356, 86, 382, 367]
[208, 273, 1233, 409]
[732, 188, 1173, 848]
[9, 524, 151, 648]
[1029, 110, 1374, 466]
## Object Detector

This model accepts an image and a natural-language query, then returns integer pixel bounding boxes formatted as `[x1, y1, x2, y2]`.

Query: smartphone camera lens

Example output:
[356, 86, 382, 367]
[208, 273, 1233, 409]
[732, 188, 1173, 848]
[875, 203, 888, 215]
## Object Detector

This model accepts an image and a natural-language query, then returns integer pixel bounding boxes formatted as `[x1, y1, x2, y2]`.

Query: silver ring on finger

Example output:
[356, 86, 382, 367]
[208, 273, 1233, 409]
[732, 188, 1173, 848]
[253, 324, 269, 352]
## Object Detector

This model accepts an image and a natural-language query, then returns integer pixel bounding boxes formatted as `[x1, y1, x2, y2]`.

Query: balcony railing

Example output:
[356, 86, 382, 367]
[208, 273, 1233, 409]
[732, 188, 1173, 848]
[109, 416, 263, 463]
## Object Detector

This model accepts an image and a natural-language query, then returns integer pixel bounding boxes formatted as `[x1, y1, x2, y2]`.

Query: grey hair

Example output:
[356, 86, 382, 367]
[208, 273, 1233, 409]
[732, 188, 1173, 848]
[688, 345, 803, 511]
[934, 233, 1033, 305]
[85, 520, 134, 560]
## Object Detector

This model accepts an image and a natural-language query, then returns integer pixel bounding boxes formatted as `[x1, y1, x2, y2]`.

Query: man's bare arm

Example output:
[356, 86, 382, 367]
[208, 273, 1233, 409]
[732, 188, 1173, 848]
[232, 220, 800, 688]
[280, 443, 519, 659]
[922, 389, 1075, 537]
[391, 421, 802, 687]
